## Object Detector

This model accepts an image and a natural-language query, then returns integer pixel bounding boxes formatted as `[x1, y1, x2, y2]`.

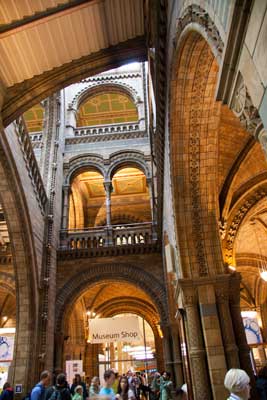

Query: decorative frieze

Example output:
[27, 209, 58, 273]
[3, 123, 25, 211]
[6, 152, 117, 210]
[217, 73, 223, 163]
[231, 73, 263, 135]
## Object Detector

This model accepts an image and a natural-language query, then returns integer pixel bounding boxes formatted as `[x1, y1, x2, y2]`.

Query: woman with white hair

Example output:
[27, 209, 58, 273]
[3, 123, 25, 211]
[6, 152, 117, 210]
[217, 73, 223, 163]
[224, 369, 251, 400]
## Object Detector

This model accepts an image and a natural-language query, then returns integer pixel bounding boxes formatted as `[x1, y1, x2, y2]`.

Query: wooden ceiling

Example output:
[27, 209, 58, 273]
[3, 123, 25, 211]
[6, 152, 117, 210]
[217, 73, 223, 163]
[0, 0, 144, 88]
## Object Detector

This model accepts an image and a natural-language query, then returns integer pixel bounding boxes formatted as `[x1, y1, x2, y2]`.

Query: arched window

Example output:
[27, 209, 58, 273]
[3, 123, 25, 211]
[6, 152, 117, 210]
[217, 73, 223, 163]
[23, 103, 44, 133]
[77, 92, 138, 127]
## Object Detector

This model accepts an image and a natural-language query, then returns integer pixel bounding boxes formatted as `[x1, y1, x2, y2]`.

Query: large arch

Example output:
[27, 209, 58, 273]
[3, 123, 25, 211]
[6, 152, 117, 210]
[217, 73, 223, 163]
[64, 154, 106, 185]
[0, 128, 39, 389]
[107, 150, 151, 181]
[55, 263, 167, 333]
[170, 29, 224, 278]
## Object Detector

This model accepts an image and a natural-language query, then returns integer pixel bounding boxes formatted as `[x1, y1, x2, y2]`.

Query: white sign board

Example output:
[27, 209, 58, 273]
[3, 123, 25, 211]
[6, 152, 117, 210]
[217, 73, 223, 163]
[89, 316, 142, 343]
[0, 335, 14, 361]
[66, 360, 83, 384]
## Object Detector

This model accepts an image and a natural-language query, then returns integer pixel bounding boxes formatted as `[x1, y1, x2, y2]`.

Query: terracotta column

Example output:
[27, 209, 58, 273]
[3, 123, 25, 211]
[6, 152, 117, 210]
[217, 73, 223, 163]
[198, 284, 228, 399]
[215, 277, 240, 369]
[160, 324, 173, 373]
[54, 332, 65, 370]
[260, 302, 267, 342]
[170, 322, 184, 387]
[229, 273, 255, 383]
[62, 185, 70, 230]
[104, 181, 112, 226]
[180, 282, 211, 400]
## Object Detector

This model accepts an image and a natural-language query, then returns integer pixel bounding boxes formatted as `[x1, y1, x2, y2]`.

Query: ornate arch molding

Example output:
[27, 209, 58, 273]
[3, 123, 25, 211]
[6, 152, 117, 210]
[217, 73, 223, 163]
[107, 150, 151, 180]
[70, 82, 141, 112]
[230, 73, 263, 137]
[0, 134, 39, 388]
[64, 154, 106, 184]
[55, 264, 168, 332]
[222, 183, 267, 266]
[174, 5, 224, 63]
[170, 26, 223, 277]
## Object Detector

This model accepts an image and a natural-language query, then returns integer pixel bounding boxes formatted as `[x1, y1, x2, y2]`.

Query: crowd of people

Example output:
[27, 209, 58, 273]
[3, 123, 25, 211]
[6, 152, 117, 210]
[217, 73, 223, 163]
[4, 365, 267, 399]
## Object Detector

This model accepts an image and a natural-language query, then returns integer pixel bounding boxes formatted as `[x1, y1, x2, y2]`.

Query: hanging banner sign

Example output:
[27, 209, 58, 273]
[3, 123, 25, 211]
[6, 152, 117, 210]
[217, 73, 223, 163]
[89, 316, 142, 343]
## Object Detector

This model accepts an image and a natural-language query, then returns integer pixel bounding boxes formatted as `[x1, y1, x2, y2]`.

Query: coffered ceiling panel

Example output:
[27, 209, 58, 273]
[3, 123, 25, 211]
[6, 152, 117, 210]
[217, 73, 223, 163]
[0, 0, 144, 87]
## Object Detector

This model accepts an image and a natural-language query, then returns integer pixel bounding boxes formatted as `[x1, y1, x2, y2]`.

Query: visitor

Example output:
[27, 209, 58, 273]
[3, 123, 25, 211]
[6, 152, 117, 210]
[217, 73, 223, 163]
[175, 384, 187, 400]
[116, 376, 135, 400]
[99, 370, 116, 400]
[71, 375, 87, 400]
[150, 372, 160, 400]
[0, 382, 13, 400]
[72, 386, 83, 400]
[256, 365, 267, 399]
[112, 373, 120, 394]
[224, 369, 250, 400]
[49, 374, 72, 400]
[31, 371, 51, 400]
[159, 372, 172, 400]
[89, 377, 100, 398]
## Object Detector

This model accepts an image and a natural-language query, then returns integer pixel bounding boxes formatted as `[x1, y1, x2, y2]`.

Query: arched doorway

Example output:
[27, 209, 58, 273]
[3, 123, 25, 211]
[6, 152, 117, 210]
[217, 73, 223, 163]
[60, 281, 163, 379]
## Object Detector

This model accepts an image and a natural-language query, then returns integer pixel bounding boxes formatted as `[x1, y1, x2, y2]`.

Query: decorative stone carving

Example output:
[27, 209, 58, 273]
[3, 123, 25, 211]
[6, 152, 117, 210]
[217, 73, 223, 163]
[224, 185, 267, 264]
[219, 218, 227, 239]
[175, 5, 224, 59]
[65, 130, 147, 144]
[257, 129, 267, 161]
[231, 73, 263, 135]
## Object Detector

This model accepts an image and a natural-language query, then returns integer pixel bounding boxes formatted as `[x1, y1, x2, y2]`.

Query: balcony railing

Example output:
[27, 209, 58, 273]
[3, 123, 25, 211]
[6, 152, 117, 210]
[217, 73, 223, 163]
[60, 222, 156, 250]
[74, 122, 141, 137]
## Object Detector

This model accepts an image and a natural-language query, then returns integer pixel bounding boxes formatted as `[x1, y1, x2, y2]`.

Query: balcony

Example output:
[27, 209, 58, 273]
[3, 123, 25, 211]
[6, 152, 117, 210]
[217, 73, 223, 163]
[74, 122, 143, 136]
[59, 222, 158, 257]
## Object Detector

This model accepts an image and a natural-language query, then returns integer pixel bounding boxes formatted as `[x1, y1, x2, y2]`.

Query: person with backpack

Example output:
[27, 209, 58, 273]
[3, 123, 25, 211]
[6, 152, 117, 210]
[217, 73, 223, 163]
[31, 371, 51, 400]
[49, 374, 71, 400]
[0, 382, 14, 400]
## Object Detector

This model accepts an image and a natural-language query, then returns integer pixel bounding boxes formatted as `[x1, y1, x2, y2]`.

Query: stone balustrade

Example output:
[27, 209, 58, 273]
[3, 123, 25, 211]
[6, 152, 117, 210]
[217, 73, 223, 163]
[60, 222, 156, 250]
[15, 117, 47, 212]
[74, 122, 141, 137]
[30, 132, 43, 142]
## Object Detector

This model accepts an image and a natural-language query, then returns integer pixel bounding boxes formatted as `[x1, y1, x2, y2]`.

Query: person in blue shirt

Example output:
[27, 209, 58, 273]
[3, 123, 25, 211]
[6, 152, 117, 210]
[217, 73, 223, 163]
[99, 370, 116, 400]
[31, 371, 51, 400]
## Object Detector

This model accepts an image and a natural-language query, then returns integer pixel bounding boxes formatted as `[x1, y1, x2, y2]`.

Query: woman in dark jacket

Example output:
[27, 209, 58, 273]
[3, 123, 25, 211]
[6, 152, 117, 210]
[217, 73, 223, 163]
[256, 366, 267, 400]
[70, 375, 87, 400]
[0, 382, 14, 400]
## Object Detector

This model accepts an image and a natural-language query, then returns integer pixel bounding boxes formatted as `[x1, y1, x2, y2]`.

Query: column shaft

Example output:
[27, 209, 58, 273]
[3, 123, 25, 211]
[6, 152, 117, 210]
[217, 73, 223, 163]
[215, 278, 240, 369]
[181, 285, 212, 400]
[62, 185, 70, 230]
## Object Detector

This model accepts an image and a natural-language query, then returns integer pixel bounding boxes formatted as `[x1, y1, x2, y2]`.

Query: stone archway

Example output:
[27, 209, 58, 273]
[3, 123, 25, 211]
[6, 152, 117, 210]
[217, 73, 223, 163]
[170, 30, 224, 279]
[0, 129, 39, 390]
[55, 266, 167, 373]
[56, 263, 167, 332]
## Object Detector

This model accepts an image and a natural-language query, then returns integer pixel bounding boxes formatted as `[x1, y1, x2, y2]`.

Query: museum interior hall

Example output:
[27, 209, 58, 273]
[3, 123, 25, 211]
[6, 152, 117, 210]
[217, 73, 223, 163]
[0, 1, 267, 399]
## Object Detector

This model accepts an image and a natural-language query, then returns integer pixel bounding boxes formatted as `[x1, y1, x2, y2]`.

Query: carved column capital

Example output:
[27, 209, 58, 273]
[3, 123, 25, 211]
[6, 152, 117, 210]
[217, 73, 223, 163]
[103, 181, 113, 193]
[215, 276, 230, 304]
[229, 273, 242, 305]
[179, 280, 198, 307]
